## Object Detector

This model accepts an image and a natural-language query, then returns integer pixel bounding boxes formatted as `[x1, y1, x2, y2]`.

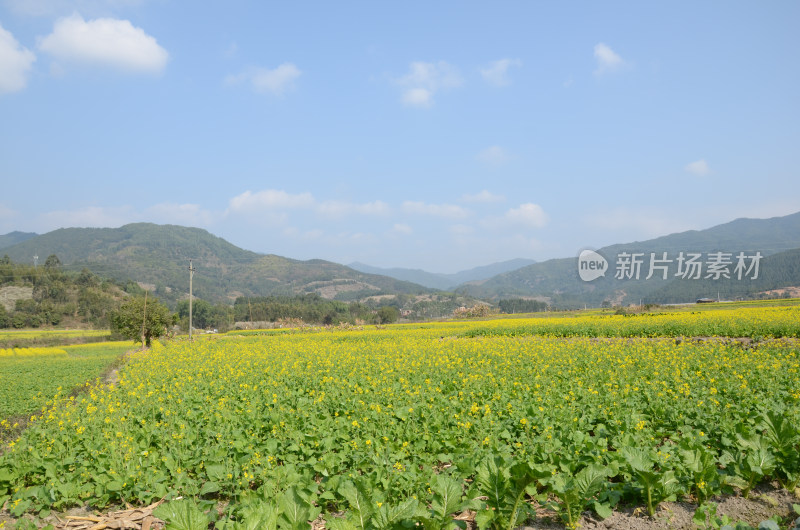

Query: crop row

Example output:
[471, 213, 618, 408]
[0, 320, 797, 527]
[0, 347, 67, 357]
[463, 306, 800, 338]
[0, 342, 134, 420]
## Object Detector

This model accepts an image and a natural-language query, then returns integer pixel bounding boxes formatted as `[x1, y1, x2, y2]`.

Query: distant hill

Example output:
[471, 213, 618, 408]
[348, 258, 536, 290]
[1, 224, 433, 305]
[458, 211, 800, 306]
[0, 231, 37, 250]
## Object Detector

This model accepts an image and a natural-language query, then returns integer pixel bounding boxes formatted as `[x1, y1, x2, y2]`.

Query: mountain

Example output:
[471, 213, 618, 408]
[1, 223, 433, 305]
[0, 231, 37, 250]
[458, 211, 800, 306]
[348, 258, 537, 290]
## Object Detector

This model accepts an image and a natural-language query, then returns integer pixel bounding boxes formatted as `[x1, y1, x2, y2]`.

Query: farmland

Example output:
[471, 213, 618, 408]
[0, 330, 113, 350]
[0, 342, 135, 423]
[0, 306, 799, 528]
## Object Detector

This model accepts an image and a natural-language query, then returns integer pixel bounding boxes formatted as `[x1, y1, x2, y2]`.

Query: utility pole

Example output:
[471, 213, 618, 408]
[189, 259, 196, 341]
[141, 291, 148, 346]
[33, 255, 38, 268]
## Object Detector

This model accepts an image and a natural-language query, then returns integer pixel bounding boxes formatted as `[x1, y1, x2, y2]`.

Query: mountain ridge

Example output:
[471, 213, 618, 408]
[347, 258, 536, 289]
[0, 223, 433, 305]
[3, 210, 799, 308]
[457, 211, 800, 306]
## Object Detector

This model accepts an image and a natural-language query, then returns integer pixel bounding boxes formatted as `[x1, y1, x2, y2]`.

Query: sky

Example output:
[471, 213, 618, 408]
[1, 1, 799, 273]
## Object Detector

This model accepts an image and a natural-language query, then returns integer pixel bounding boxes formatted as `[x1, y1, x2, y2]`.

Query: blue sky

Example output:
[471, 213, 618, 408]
[1, 1, 798, 272]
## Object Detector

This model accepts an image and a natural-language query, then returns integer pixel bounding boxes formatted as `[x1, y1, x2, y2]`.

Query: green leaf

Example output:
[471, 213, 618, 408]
[475, 456, 510, 510]
[199, 481, 221, 496]
[338, 480, 374, 528]
[10, 498, 32, 516]
[429, 475, 464, 519]
[474, 509, 497, 530]
[575, 464, 609, 499]
[278, 487, 320, 530]
[327, 518, 359, 530]
[373, 498, 418, 530]
[620, 446, 653, 473]
[593, 501, 613, 520]
[153, 499, 211, 530]
[758, 521, 780, 530]
[234, 502, 278, 530]
[206, 464, 227, 482]
[0, 467, 15, 483]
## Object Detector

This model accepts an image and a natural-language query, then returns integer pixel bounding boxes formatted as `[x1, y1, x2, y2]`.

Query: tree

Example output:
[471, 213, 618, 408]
[110, 296, 175, 347]
[177, 299, 212, 329]
[376, 306, 399, 324]
[44, 254, 61, 270]
[0, 304, 9, 328]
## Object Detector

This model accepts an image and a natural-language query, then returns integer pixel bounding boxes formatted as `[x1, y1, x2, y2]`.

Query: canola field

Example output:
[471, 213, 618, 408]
[0, 307, 798, 528]
[0, 342, 135, 420]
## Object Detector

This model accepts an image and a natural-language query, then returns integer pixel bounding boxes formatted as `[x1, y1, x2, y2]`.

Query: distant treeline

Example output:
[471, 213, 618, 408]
[498, 298, 548, 313]
[233, 294, 398, 325]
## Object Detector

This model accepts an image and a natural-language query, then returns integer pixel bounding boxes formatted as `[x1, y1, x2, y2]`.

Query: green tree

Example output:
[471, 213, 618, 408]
[110, 296, 175, 347]
[177, 299, 213, 329]
[44, 254, 62, 270]
[376, 306, 399, 324]
[0, 304, 9, 328]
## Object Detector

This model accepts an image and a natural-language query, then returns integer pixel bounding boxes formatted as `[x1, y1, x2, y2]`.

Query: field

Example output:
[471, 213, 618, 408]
[0, 306, 799, 529]
[0, 330, 113, 350]
[0, 342, 135, 430]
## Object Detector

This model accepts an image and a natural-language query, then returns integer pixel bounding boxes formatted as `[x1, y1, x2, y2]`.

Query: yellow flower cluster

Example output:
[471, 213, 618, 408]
[0, 347, 67, 357]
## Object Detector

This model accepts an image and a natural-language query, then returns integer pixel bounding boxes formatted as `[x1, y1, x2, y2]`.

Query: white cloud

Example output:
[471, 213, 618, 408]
[461, 190, 505, 204]
[685, 159, 710, 176]
[38, 14, 168, 73]
[227, 190, 314, 213]
[394, 61, 462, 108]
[37, 205, 134, 229]
[226, 63, 301, 96]
[583, 207, 695, 239]
[449, 224, 473, 236]
[480, 58, 521, 87]
[317, 200, 390, 218]
[476, 145, 510, 166]
[392, 223, 412, 235]
[0, 23, 36, 94]
[300, 229, 324, 240]
[504, 203, 548, 228]
[402, 201, 469, 219]
[402, 87, 432, 107]
[594, 42, 624, 75]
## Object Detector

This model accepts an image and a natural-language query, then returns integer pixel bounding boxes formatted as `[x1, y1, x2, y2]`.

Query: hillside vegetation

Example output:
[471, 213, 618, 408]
[1, 224, 433, 305]
[0, 255, 130, 330]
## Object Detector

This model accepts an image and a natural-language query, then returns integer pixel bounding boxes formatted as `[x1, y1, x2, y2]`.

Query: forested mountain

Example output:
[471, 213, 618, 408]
[2, 211, 797, 311]
[458, 211, 800, 307]
[1, 224, 433, 305]
[0, 231, 37, 250]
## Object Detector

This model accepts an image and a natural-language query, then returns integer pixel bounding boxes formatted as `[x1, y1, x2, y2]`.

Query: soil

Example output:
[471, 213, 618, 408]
[519, 484, 799, 529]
